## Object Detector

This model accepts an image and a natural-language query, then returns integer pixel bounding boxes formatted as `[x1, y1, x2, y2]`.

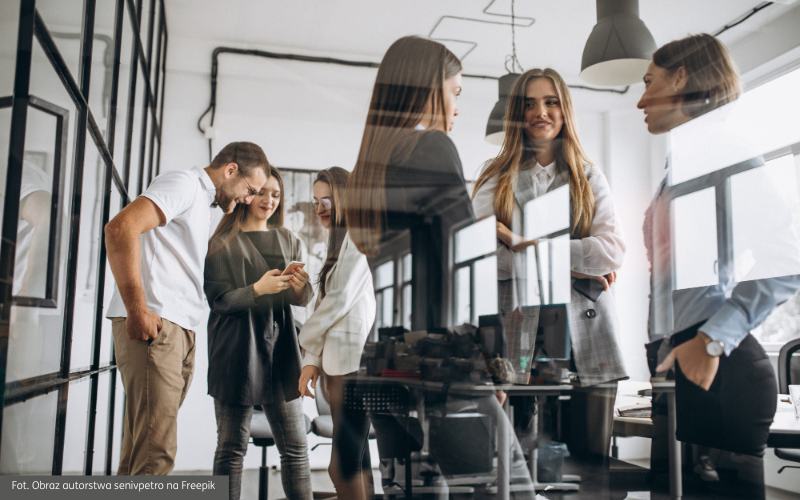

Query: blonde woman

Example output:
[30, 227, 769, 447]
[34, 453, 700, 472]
[472, 68, 627, 457]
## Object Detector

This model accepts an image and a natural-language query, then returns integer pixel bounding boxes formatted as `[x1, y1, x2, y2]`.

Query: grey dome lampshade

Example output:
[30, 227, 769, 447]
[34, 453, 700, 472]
[580, 0, 657, 87]
[485, 73, 520, 145]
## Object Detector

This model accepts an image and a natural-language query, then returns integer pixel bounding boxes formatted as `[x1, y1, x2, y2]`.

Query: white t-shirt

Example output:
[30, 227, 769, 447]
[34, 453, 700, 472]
[13, 161, 52, 296]
[106, 167, 217, 330]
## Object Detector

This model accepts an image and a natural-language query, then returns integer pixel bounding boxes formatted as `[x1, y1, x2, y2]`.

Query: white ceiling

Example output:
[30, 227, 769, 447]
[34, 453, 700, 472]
[164, 0, 792, 79]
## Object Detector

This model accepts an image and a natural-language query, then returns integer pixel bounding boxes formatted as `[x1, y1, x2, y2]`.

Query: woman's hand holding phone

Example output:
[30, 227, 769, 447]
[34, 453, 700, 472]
[253, 269, 293, 297]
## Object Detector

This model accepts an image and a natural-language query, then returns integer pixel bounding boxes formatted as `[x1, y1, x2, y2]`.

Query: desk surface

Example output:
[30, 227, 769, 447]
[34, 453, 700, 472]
[345, 375, 571, 396]
[772, 397, 800, 435]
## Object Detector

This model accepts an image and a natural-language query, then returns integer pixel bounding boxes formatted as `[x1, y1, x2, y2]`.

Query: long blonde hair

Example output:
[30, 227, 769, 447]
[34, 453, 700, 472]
[346, 36, 462, 257]
[472, 68, 595, 238]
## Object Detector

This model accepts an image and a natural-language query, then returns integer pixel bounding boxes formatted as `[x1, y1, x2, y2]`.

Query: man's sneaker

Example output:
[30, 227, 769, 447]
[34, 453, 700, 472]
[693, 455, 719, 482]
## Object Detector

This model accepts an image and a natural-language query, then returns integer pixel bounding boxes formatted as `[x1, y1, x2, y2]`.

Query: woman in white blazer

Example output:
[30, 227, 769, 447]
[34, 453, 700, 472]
[298, 167, 376, 500]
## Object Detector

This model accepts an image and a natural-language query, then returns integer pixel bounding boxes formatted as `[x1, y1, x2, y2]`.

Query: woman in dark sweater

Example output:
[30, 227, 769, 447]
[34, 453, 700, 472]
[205, 165, 313, 500]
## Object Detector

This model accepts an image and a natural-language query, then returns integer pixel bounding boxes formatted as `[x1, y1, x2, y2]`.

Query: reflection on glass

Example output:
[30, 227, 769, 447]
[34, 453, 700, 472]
[455, 266, 470, 325]
[671, 68, 800, 185]
[37, 0, 84, 80]
[381, 288, 394, 328]
[454, 215, 495, 263]
[375, 260, 394, 290]
[474, 256, 498, 318]
[673, 188, 718, 290]
[731, 155, 800, 282]
[523, 184, 570, 241]
[402, 283, 412, 331]
[0, 391, 58, 474]
[520, 186, 571, 306]
[402, 252, 412, 282]
[14, 159, 52, 299]
[0, 1, 20, 96]
[62, 379, 91, 473]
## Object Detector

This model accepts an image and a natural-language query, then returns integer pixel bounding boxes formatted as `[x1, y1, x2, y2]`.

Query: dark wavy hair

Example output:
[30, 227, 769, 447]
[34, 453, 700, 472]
[316, 167, 350, 299]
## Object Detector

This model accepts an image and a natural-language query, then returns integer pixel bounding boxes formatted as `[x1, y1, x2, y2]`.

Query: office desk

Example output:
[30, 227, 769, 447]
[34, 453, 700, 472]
[767, 397, 800, 448]
[345, 376, 571, 500]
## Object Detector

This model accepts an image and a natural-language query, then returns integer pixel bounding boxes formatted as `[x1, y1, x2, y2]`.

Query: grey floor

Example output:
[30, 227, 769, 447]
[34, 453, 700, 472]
[180, 466, 800, 500]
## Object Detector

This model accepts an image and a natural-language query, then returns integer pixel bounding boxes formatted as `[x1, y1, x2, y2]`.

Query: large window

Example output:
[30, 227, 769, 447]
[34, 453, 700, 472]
[0, 0, 168, 474]
[452, 216, 498, 326]
[665, 67, 800, 351]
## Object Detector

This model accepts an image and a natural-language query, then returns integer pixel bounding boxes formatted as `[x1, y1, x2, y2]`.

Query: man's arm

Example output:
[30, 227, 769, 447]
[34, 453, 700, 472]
[104, 197, 165, 341]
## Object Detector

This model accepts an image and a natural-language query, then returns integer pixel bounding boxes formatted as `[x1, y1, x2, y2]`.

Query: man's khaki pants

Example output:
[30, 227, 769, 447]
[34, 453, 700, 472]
[112, 317, 196, 475]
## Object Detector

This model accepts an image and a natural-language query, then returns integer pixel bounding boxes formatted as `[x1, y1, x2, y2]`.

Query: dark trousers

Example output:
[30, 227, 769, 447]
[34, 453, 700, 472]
[673, 330, 777, 457]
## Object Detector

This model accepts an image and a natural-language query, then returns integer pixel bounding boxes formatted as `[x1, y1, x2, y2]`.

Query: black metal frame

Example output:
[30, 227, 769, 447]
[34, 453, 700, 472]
[0, 0, 168, 475]
[0, 95, 69, 308]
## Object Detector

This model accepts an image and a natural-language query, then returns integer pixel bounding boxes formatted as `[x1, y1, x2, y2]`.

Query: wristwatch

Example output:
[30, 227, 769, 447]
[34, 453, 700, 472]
[697, 331, 724, 357]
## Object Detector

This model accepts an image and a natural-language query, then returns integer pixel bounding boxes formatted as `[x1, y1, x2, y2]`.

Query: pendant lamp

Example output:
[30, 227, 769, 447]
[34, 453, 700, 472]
[485, 73, 520, 145]
[580, 0, 657, 86]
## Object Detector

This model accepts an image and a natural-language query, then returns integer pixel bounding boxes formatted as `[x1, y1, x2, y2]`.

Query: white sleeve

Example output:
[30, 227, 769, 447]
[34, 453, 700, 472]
[298, 234, 374, 357]
[570, 167, 626, 275]
[140, 170, 197, 226]
[472, 163, 498, 219]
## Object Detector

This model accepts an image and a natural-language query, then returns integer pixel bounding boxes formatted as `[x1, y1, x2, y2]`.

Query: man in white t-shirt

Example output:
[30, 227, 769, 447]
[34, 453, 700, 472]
[105, 142, 270, 475]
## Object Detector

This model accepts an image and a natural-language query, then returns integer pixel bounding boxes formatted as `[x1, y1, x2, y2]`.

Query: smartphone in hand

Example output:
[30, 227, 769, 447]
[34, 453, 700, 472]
[281, 261, 305, 275]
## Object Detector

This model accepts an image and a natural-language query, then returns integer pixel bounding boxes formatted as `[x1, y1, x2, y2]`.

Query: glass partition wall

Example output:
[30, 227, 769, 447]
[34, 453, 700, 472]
[0, 0, 167, 475]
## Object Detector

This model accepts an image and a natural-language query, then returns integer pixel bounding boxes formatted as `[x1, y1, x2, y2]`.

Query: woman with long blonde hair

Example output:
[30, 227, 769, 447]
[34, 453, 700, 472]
[473, 68, 627, 457]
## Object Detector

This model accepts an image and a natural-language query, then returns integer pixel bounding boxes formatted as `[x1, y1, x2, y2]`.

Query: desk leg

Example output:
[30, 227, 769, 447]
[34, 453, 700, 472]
[498, 401, 510, 500]
[531, 396, 579, 492]
[667, 391, 682, 500]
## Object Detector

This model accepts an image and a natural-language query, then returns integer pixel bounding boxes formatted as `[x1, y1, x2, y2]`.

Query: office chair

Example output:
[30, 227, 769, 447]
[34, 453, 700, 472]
[310, 376, 375, 451]
[249, 407, 312, 500]
[776, 338, 800, 474]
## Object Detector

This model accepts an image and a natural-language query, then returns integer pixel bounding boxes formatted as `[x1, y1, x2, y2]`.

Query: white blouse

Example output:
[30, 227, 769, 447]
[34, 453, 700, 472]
[472, 161, 626, 276]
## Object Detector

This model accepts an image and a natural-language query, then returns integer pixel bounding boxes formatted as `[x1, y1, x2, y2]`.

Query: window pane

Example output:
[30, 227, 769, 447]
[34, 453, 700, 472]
[0, 391, 58, 474]
[523, 185, 570, 240]
[455, 215, 495, 263]
[375, 260, 394, 290]
[751, 292, 800, 353]
[402, 283, 412, 331]
[70, 129, 109, 372]
[730, 155, 800, 282]
[127, 67, 146, 194]
[474, 256, 498, 318]
[37, 0, 84, 81]
[89, 0, 119, 140]
[402, 252, 412, 283]
[455, 266, 471, 325]
[0, 0, 20, 96]
[62, 379, 91, 473]
[673, 188, 718, 290]
[381, 288, 394, 328]
[672, 67, 800, 185]
[112, 2, 134, 171]
[91, 372, 112, 473]
[100, 185, 123, 366]
[8, 39, 78, 381]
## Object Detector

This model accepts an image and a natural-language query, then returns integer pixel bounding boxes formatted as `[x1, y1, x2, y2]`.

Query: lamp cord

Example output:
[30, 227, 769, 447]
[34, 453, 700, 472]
[507, 0, 524, 74]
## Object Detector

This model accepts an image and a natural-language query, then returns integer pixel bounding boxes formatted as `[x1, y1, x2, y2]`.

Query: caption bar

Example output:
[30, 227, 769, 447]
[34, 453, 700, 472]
[1, 476, 228, 500]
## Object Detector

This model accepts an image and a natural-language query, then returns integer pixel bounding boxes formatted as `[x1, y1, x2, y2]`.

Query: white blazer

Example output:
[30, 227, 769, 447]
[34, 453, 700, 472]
[299, 232, 376, 376]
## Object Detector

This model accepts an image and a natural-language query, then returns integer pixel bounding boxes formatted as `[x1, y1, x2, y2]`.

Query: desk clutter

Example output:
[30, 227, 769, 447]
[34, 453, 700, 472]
[361, 322, 515, 384]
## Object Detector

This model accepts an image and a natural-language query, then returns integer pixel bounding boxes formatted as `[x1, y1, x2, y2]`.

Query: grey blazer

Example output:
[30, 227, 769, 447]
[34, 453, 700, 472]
[506, 162, 628, 386]
[204, 228, 313, 405]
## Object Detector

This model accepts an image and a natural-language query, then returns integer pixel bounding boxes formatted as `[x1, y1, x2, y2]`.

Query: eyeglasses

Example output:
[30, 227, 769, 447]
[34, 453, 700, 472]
[240, 173, 258, 196]
[312, 198, 332, 210]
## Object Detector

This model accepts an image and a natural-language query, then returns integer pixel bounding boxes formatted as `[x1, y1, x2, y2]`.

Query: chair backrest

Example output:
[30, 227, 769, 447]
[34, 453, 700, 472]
[778, 338, 800, 394]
